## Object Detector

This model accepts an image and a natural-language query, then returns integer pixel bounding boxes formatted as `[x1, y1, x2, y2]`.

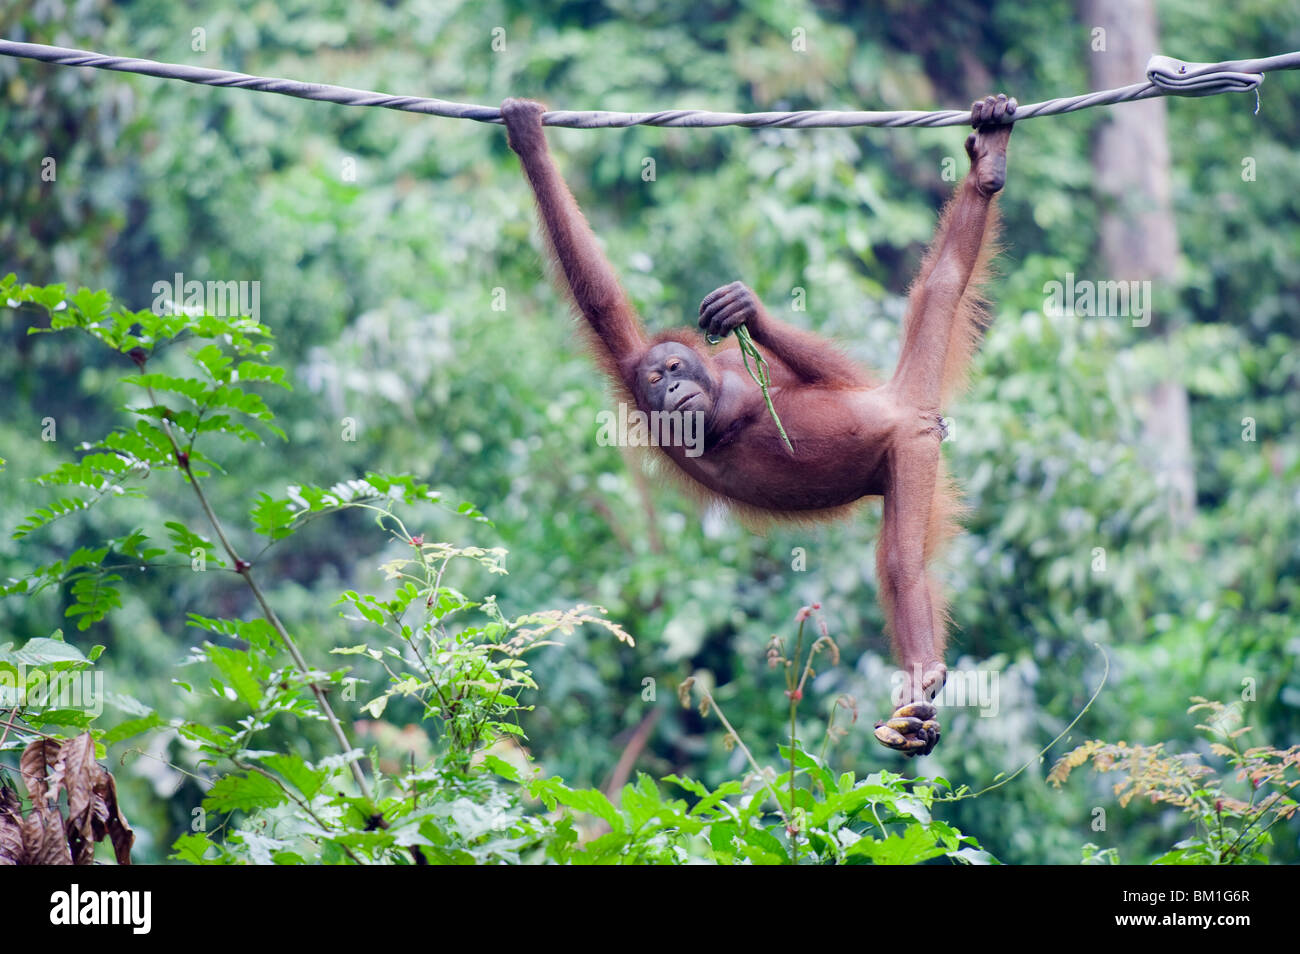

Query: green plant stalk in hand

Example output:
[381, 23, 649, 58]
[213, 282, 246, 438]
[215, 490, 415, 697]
[735, 326, 795, 455]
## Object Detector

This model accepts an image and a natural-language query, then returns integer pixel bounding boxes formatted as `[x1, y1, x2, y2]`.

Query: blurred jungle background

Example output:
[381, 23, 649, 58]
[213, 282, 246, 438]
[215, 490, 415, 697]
[1, 0, 1297, 864]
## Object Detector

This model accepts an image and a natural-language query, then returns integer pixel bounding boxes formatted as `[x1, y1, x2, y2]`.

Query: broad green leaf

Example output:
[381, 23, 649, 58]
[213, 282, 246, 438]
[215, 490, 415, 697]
[11, 636, 89, 666]
[204, 646, 265, 708]
[262, 753, 329, 800]
[203, 772, 287, 813]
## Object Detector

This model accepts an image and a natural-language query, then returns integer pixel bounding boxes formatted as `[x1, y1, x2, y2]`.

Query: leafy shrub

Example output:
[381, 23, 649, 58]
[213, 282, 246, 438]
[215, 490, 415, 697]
[1050, 698, 1299, 864]
[0, 277, 997, 864]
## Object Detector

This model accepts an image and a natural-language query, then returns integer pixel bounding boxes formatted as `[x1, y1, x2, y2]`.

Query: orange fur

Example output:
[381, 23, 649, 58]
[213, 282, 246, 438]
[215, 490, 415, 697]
[504, 92, 1011, 754]
[900, 197, 1002, 406]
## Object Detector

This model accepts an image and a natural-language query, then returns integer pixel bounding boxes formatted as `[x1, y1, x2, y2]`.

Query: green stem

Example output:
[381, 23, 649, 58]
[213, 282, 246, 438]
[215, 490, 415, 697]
[145, 380, 373, 804]
[818, 698, 840, 768]
[787, 617, 807, 863]
[696, 686, 790, 830]
[938, 642, 1110, 803]
[735, 326, 794, 454]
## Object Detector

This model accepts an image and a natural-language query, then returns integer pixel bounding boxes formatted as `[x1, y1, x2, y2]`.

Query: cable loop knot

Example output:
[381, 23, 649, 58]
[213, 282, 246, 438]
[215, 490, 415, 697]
[1146, 54, 1264, 97]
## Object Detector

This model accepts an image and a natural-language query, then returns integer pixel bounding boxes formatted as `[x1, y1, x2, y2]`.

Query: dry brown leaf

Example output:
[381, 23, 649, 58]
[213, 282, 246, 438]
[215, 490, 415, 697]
[9, 734, 134, 865]
[22, 804, 73, 865]
[58, 733, 98, 865]
[0, 786, 25, 865]
[20, 737, 61, 803]
[93, 763, 134, 865]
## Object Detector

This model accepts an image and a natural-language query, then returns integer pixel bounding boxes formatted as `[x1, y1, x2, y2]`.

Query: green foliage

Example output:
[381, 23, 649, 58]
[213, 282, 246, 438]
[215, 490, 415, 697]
[1, 0, 1297, 865]
[1050, 699, 1299, 864]
[0, 275, 288, 628]
[529, 763, 988, 865]
[1, 281, 999, 864]
[0, 629, 146, 743]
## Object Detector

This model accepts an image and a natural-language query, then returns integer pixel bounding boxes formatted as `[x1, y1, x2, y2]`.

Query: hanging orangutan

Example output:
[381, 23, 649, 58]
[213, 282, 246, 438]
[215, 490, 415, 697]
[502, 93, 1016, 755]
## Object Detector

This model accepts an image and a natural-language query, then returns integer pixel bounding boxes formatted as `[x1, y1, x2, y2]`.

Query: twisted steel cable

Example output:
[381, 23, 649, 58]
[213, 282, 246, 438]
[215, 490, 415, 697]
[0, 39, 1297, 128]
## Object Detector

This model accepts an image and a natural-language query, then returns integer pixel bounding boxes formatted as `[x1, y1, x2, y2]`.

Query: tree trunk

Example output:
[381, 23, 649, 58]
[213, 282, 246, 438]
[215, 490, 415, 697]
[1080, 0, 1195, 524]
